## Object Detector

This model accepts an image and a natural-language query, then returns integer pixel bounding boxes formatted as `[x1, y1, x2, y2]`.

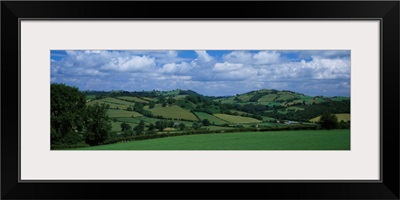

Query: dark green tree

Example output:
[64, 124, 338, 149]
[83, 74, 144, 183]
[319, 113, 338, 130]
[149, 101, 156, 109]
[155, 121, 165, 131]
[134, 120, 145, 135]
[148, 123, 156, 131]
[122, 130, 134, 137]
[202, 119, 211, 126]
[51, 83, 86, 145]
[83, 103, 112, 145]
[178, 123, 186, 130]
[134, 102, 144, 112]
[167, 97, 176, 104]
[192, 122, 202, 130]
[120, 122, 132, 132]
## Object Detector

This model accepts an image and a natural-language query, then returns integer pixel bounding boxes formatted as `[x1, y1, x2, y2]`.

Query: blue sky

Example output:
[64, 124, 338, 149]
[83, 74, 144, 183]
[51, 50, 350, 97]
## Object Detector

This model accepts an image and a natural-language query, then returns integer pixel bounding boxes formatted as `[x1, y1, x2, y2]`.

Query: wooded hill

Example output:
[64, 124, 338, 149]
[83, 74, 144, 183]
[85, 88, 350, 124]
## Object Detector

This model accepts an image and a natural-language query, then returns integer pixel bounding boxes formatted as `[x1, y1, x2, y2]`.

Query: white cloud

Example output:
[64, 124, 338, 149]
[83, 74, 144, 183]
[160, 63, 177, 73]
[298, 50, 350, 59]
[210, 62, 256, 81]
[223, 51, 253, 63]
[65, 50, 77, 56]
[84, 50, 101, 54]
[51, 50, 351, 96]
[256, 56, 350, 80]
[215, 68, 256, 81]
[167, 50, 178, 58]
[213, 62, 243, 72]
[306, 57, 350, 79]
[195, 50, 213, 62]
[102, 55, 155, 72]
[253, 51, 281, 64]
[159, 62, 194, 74]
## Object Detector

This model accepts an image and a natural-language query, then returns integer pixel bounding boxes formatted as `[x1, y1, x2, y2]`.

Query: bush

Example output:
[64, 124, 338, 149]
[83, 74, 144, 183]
[202, 119, 211, 126]
[319, 113, 338, 130]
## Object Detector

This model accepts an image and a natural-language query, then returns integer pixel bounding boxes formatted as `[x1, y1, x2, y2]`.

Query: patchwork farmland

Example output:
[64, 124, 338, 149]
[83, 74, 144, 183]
[52, 85, 350, 150]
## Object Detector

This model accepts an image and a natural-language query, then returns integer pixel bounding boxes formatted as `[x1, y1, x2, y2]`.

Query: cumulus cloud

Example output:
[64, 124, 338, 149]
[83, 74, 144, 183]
[51, 50, 350, 96]
[223, 51, 253, 63]
[101, 55, 155, 72]
[214, 67, 257, 81]
[298, 50, 350, 59]
[167, 50, 178, 58]
[256, 57, 350, 80]
[159, 62, 194, 74]
[213, 62, 243, 72]
[253, 51, 281, 64]
[195, 50, 213, 63]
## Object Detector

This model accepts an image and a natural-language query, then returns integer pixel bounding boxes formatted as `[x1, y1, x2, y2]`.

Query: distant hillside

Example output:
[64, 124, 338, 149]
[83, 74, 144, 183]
[84, 88, 350, 125]
[213, 89, 349, 107]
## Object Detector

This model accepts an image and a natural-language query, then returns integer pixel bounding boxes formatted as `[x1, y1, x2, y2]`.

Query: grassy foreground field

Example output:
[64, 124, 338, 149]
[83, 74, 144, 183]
[75, 129, 350, 150]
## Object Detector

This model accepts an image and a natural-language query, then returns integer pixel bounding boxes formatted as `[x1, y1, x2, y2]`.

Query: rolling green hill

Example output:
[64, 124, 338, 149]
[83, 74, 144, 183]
[83, 88, 349, 137]
[52, 87, 351, 150]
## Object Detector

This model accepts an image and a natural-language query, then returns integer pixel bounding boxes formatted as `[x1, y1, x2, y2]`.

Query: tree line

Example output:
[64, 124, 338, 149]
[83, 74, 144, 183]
[51, 83, 111, 147]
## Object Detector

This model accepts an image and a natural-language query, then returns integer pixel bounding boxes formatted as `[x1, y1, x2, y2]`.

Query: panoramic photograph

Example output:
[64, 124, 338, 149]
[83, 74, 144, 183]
[50, 50, 350, 150]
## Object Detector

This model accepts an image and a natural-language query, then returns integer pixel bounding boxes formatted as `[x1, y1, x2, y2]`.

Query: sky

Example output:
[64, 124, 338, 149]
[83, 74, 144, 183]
[51, 50, 350, 97]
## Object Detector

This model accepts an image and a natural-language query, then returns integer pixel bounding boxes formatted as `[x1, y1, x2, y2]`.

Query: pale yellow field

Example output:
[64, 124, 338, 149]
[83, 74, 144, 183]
[310, 113, 351, 122]
[117, 96, 149, 103]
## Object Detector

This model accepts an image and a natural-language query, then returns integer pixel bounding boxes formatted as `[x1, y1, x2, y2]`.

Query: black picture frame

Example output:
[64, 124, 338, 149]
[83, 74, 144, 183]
[1, 1, 399, 199]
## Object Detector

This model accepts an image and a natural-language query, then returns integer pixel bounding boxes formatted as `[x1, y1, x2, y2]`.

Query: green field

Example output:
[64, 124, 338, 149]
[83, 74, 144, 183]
[275, 93, 297, 101]
[214, 114, 261, 124]
[86, 95, 96, 100]
[258, 94, 278, 102]
[101, 97, 136, 106]
[110, 121, 137, 132]
[262, 116, 276, 121]
[87, 99, 130, 110]
[310, 113, 351, 122]
[194, 112, 228, 125]
[216, 97, 235, 104]
[75, 129, 350, 150]
[117, 96, 148, 103]
[237, 94, 252, 102]
[173, 95, 188, 100]
[116, 116, 159, 124]
[146, 105, 198, 121]
[331, 97, 349, 101]
[107, 109, 142, 118]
